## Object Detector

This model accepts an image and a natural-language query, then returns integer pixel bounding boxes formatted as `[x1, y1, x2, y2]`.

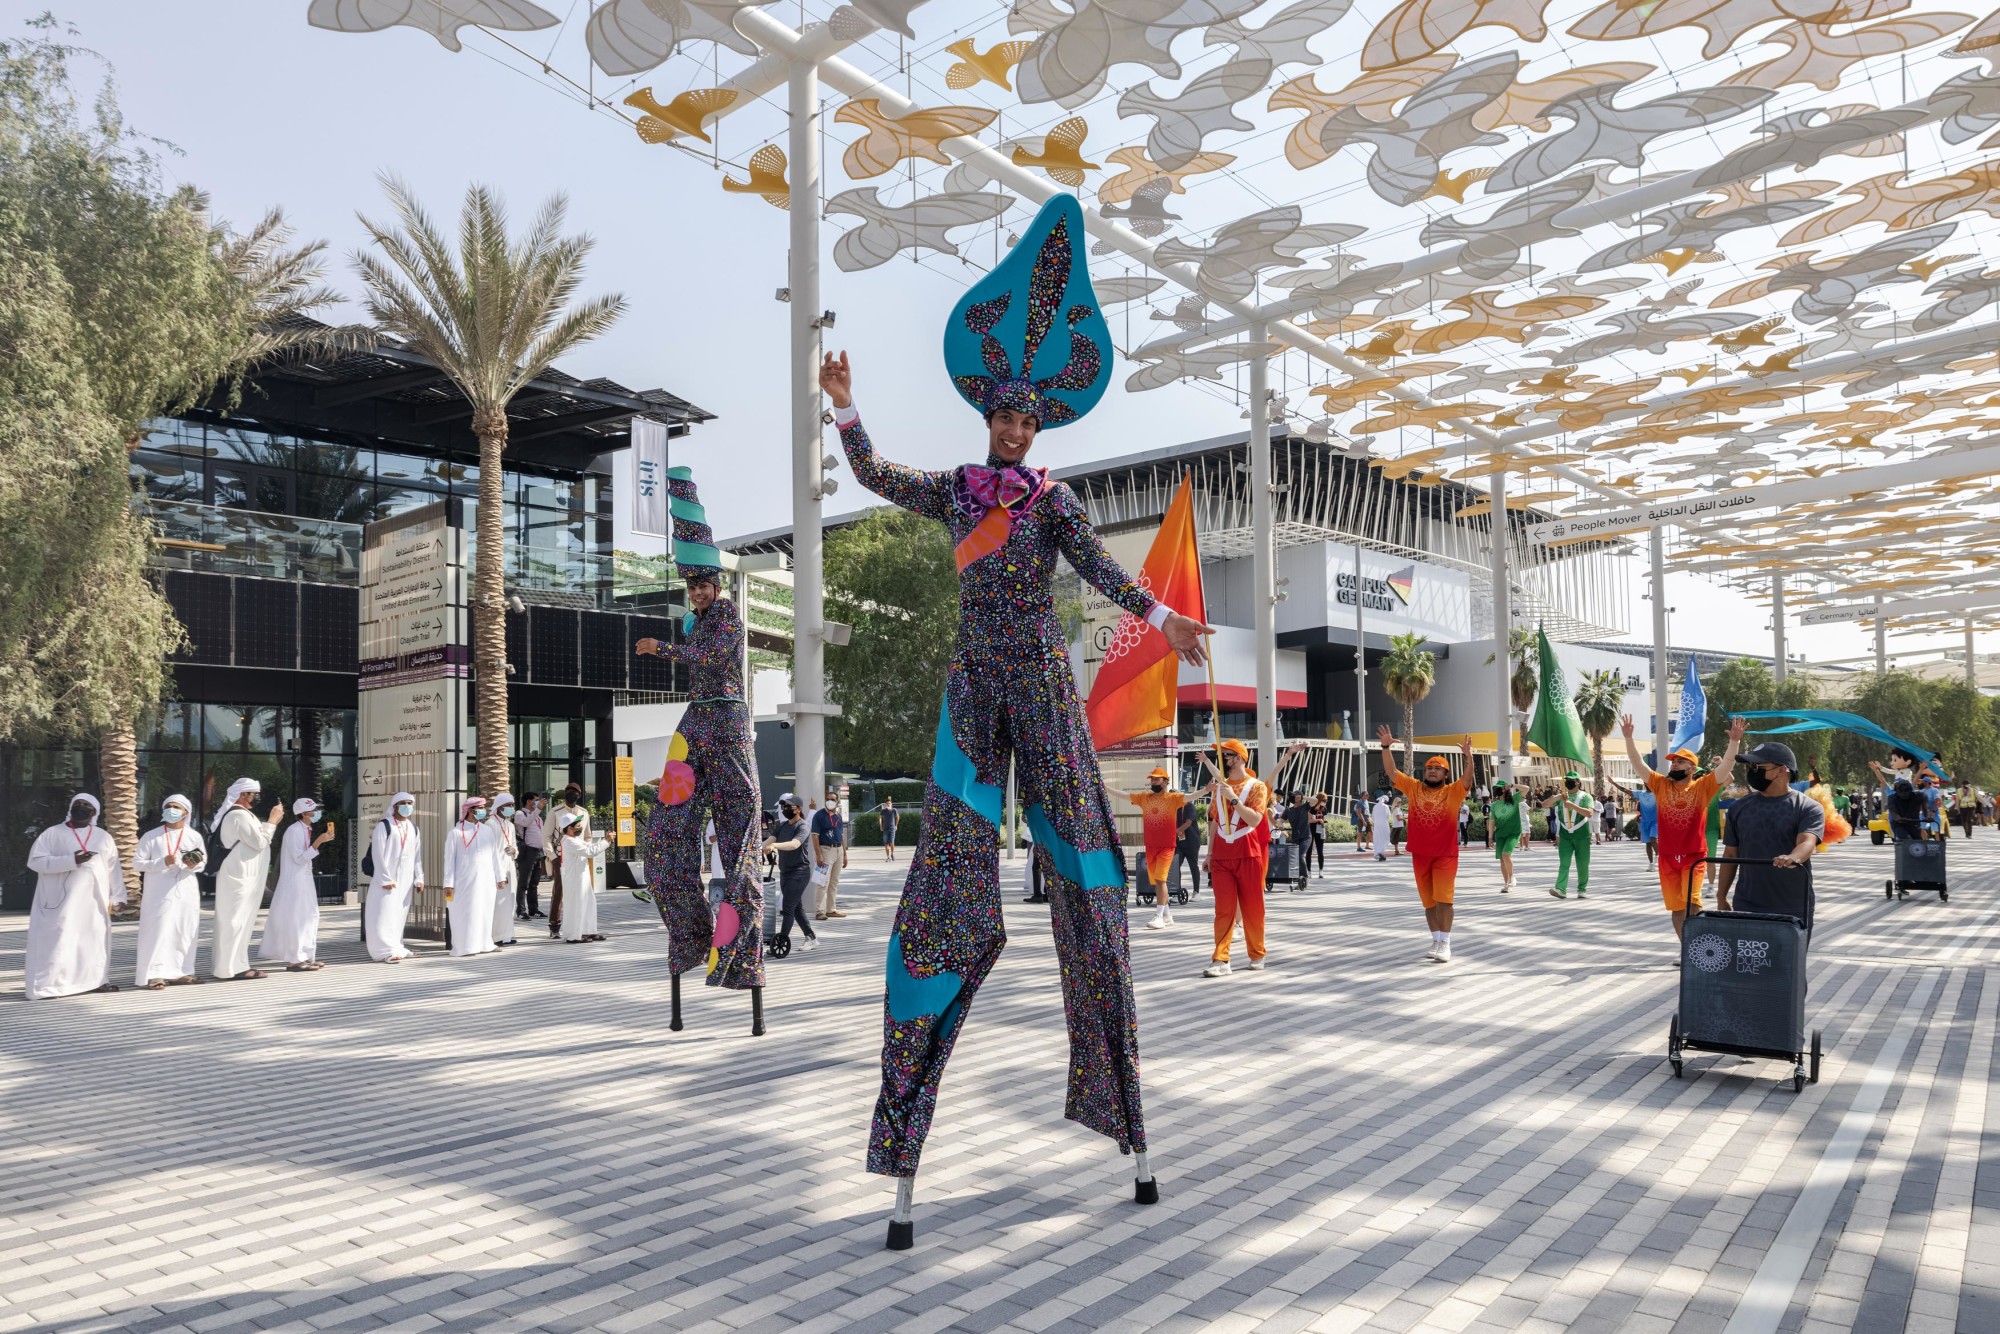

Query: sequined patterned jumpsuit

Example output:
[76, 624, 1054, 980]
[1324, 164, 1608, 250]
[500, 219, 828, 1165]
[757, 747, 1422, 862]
[840, 412, 1157, 1178]
[643, 598, 764, 990]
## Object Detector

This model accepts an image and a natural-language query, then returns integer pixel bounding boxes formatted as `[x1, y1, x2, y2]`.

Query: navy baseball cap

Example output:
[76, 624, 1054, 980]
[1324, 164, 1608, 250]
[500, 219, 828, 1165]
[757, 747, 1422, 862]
[1740, 742, 1798, 772]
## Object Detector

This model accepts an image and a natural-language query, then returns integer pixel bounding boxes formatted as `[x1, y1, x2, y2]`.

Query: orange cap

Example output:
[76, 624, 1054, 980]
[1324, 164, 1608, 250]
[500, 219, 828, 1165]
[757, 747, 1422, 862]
[1216, 738, 1250, 763]
[1668, 748, 1699, 765]
[1423, 755, 1449, 769]
[1147, 767, 1170, 781]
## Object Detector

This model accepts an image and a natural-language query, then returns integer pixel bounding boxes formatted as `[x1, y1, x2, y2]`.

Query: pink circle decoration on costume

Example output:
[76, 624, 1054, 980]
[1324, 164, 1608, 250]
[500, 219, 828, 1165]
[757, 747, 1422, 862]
[659, 760, 696, 805]
[713, 903, 740, 948]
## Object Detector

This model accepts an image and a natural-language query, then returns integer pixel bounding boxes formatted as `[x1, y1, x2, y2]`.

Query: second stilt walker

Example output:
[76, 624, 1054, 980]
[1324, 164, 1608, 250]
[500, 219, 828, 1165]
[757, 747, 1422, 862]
[821, 195, 1211, 1250]
[636, 467, 766, 1035]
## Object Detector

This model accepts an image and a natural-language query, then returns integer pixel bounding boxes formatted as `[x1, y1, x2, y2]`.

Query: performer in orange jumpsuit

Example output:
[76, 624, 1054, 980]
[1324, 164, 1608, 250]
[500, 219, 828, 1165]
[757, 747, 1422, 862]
[1377, 726, 1473, 964]
[1202, 740, 1270, 977]
[1117, 768, 1185, 930]
[1619, 713, 1745, 939]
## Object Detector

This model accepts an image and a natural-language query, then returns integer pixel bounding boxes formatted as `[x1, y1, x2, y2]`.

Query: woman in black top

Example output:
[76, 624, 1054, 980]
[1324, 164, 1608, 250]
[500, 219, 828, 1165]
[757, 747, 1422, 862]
[767, 797, 817, 953]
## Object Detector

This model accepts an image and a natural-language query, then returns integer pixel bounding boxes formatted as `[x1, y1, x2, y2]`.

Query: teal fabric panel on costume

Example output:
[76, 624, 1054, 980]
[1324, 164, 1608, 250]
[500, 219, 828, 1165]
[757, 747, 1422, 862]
[885, 930, 964, 1022]
[1025, 804, 1124, 890]
[929, 700, 1005, 826]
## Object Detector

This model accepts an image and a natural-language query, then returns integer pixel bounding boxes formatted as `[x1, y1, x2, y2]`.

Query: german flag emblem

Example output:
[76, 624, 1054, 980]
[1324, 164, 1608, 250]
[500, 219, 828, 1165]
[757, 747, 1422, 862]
[1386, 566, 1415, 606]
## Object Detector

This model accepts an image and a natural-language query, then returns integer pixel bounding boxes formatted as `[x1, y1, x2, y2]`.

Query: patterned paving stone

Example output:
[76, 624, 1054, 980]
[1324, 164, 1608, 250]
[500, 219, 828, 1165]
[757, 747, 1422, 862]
[2, 836, 1997, 1331]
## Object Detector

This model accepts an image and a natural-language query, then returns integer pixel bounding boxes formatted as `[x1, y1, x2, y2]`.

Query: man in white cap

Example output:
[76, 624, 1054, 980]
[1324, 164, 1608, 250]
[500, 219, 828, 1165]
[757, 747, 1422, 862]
[211, 778, 283, 982]
[366, 792, 424, 962]
[260, 797, 333, 971]
[133, 794, 208, 989]
[25, 794, 123, 998]
[491, 793, 520, 947]
[443, 796, 501, 957]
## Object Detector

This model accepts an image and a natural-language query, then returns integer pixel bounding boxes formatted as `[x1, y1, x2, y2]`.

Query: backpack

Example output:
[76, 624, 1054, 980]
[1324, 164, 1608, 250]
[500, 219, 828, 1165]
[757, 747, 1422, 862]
[359, 817, 393, 878]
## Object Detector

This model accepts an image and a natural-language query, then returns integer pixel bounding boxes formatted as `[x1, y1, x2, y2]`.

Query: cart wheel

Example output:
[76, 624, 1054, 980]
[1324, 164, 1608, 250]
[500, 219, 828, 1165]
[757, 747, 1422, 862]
[1810, 1030, 1822, 1085]
[1939, 888, 1949, 902]
[1668, 1015, 1684, 1077]
[1899, 888, 1909, 901]
[1886, 879, 1896, 900]
[1792, 1064, 1806, 1093]
[1872, 829, 1885, 845]
[767, 936, 791, 960]
[1173, 887, 1189, 906]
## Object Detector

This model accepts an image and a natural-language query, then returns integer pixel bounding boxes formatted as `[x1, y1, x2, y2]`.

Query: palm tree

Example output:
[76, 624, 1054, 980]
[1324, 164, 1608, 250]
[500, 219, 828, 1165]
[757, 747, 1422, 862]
[353, 178, 626, 794]
[1573, 668, 1624, 798]
[1381, 632, 1437, 771]
[1484, 624, 1538, 749]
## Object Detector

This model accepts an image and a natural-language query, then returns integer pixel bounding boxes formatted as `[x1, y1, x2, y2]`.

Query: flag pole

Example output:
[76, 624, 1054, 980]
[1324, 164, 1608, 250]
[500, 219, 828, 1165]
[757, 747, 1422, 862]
[1190, 472, 1231, 825]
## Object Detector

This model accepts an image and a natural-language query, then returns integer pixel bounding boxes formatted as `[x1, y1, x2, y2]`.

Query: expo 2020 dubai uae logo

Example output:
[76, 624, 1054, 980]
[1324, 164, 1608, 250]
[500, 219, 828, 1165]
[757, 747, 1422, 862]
[1688, 934, 1732, 973]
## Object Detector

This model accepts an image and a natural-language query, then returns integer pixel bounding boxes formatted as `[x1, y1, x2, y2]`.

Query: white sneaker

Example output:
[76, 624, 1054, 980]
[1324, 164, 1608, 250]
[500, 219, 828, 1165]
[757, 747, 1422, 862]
[1146, 908, 1166, 930]
[1502, 881, 1513, 894]
[802, 937, 818, 952]
[1203, 960, 1232, 978]
[1432, 940, 1452, 964]
[1161, 908, 1174, 927]
[1425, 940, 1440, 961]
[1248, 958, 1266, 971]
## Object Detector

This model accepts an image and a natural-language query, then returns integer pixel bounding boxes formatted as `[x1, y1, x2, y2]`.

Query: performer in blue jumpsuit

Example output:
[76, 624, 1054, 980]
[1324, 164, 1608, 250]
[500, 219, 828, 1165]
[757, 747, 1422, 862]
[636, 467, 765, 1031]
[819, 196, 1210, 1248]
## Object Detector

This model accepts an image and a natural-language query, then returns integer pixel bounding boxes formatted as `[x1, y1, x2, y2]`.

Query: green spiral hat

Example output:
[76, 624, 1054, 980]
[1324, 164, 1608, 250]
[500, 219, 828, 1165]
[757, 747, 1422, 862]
[667, 466, 722, 582]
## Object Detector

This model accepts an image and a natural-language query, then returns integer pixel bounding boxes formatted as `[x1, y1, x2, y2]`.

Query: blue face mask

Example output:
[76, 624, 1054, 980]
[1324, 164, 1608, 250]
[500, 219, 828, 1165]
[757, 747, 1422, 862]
[472, 808, 490, 822]
[395, 802, 413, 818]
[162, 807, 186, 824]
[497, 804, 515, 818]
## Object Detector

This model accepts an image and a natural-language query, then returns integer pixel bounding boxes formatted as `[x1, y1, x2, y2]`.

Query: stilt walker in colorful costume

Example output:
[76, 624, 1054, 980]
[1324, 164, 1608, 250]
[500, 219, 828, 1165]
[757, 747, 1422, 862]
[635, 467, 767, 1036]
[818, 195, 1212, 1250]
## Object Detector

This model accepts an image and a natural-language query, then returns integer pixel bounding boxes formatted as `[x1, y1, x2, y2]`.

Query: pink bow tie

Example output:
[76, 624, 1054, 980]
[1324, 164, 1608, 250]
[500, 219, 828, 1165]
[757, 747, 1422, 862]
[963, 465, 1037, 511]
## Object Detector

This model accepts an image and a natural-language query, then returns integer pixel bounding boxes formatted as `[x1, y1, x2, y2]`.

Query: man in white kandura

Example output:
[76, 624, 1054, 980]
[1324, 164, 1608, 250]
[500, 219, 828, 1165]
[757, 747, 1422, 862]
[556, 808, 609, 943]
[1370, 790, 1395, 861]
[365, 792, 425, 963]
[133, 795, 208, 989]
[211, 778, 282, 982]
[491, 792, 520, 948]
[25, 794, 124, 999]
[443, 796, 502, 957]
[260, 797, 333, 972]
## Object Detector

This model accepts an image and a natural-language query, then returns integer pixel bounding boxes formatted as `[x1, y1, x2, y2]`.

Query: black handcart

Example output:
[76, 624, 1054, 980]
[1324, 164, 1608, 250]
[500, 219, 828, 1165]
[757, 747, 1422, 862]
[1667, 856, 1822, 1092]
[1886, 836, 1947, 901]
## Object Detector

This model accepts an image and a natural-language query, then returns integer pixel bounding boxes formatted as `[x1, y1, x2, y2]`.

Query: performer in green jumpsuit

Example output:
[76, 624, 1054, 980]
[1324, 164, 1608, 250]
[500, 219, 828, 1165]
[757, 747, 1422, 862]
[1488, 780, 1524, 893]
[1545, 771, 1595, 899]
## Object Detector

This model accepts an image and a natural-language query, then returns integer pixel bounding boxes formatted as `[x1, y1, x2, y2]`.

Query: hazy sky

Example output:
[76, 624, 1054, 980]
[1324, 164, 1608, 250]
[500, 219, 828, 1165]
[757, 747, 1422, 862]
[32, 0, 1980, 675]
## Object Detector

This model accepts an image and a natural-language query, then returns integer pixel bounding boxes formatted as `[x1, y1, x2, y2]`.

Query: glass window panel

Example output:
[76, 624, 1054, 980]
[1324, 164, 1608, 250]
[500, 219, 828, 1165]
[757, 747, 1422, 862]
[208, 468, 250, 511]
[294, 468, 378, 524]
[375, 451, 447, 489]
[145, 701, 197, 751]
[245, 706, 289, 756]
[376, 484, 446, 519]
[208, 425, 294, 468]
[203, 705, 248, 753]
[139, 752, 200, 819]
[130, 450, 205, 503]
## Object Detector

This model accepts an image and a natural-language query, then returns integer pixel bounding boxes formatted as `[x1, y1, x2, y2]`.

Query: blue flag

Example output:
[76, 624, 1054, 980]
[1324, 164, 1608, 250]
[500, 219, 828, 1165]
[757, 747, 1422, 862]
[1669, 656, 1705, 757]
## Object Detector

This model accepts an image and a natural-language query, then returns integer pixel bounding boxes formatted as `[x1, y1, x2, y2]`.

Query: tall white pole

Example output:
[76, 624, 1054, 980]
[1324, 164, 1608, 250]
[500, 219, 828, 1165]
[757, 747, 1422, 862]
[1490, 468, 1512, 783]
[1353, 539, 1368, 779]
[1650, 526, 1669, 769]
[788, 59, 827, 806]
[1967, 618, 1977, 687]
[1874, 596, 1887, 675]
[1771, 574, 1787, 684]
[1248, 323, 1278, 779]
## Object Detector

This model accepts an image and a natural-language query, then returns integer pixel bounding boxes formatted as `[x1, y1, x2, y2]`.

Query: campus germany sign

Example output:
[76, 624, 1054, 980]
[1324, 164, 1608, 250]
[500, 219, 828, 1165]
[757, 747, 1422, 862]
[1520, 441, 2000, 546]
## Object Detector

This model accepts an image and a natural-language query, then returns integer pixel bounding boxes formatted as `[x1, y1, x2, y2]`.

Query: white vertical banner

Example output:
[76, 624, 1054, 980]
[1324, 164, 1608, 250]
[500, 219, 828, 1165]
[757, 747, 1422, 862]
[631, 417, 670, 538]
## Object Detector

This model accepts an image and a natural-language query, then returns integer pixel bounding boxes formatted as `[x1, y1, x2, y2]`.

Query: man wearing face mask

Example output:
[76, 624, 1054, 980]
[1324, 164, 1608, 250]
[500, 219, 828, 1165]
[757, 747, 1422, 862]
[1715, 741, 1824, 932]
[259, 797, 334, 971]
[1379, 727, 1475, 963]
[24, 794, 124, 999]
[365, 793, 424, 963]
[133, 795, 208, 989]
[1542, 772, 1596, 900]
[443, 797, 502, 957]
[1114, 767, 1186, 930]
[1622, 714, 1747, 938]
[491, 793, 520, 947]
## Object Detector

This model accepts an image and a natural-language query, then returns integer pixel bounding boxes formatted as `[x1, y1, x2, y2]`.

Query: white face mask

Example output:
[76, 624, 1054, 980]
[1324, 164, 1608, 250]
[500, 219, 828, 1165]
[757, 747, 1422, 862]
[162, 807, 187, 825]
[395, 802, 413, 818]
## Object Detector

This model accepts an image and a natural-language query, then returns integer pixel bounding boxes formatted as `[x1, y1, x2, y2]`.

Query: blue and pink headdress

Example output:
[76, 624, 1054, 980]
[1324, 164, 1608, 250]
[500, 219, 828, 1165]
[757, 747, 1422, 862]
[942, 194, 1113, 429]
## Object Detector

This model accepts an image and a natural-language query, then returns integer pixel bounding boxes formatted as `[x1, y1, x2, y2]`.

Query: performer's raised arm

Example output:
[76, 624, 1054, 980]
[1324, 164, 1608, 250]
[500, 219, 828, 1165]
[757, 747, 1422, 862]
[1048, 484, 1214, 666]
[819, 351, 954, 522]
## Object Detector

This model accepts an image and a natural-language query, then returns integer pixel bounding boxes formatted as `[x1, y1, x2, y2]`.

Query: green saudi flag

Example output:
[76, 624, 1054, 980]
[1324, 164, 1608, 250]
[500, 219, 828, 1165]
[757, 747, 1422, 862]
[1526, 625, 1591, 768]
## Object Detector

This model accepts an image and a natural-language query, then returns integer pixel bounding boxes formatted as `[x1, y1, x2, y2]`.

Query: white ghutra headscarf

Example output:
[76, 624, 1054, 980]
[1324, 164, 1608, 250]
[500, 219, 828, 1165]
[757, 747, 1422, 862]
[212, 778, 261, 831]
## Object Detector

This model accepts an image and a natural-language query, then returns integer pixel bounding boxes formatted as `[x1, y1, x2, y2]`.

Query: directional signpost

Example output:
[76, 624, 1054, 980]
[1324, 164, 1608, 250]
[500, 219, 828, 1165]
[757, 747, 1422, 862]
[354, 501, 468, 936]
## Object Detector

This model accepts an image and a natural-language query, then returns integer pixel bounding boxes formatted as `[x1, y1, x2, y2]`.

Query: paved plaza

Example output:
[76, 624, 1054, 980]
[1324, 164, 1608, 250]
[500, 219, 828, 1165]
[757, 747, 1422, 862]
[2, 835, 1997, 1334]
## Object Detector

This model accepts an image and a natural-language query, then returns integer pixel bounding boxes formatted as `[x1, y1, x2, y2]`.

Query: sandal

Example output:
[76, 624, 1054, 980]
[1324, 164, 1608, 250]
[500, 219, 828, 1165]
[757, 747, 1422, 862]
[233, 969, 268, 981]
[91, 983, 120, 993]
[168, 975, 201, 986]
[145, 980, 167, 991]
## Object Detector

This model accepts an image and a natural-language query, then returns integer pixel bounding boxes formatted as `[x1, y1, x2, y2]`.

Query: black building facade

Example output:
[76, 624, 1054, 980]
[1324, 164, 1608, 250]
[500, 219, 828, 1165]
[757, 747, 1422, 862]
[1, 330, 711, 909]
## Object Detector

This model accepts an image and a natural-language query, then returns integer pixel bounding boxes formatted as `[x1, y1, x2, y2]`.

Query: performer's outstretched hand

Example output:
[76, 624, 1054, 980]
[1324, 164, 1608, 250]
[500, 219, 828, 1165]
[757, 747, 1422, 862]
[1162, 610, 1213, 666]
[820, 351, 852, 409]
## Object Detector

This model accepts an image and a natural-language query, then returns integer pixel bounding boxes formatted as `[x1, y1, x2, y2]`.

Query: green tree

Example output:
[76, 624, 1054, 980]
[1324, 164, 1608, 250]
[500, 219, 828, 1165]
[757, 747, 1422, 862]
[1380, 632, 1436, 770]
[1572, 668, 1624, 798]
[0, 23, 348, 885]
[824, 509, 959, 774]
[1483, 624, 1537, 749]
[1830, 673, 2000, 786]
[352, 177, 626, 795]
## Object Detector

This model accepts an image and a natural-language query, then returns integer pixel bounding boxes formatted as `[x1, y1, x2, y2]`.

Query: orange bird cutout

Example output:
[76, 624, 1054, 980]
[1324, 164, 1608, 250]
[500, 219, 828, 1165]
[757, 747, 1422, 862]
[624, 87, 737, 144]
[721, 144, 791, 209]
[834, 99, 999, 179]
[1086, 474, 1207, 751]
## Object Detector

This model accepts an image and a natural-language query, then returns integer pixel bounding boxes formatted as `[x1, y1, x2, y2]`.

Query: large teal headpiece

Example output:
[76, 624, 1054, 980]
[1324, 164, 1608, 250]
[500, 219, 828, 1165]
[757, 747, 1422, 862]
[942, 194, 1112, 429]
[666, 465, 722, 584]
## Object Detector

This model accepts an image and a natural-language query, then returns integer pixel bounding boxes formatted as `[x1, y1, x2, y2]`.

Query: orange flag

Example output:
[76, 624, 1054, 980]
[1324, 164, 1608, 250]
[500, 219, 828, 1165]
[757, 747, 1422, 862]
[1087, 473, 1206, 750]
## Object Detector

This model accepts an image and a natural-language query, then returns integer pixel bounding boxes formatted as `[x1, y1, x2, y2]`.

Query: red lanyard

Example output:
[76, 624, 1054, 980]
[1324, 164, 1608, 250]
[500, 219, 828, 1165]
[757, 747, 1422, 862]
[70, 825, 91, 855]
[167, 827, 184, 862]
[459, 822, 478, 848]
